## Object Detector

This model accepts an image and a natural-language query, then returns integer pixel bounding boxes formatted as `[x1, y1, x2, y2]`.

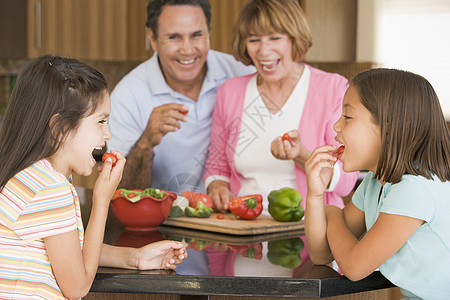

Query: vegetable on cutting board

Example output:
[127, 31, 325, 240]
[185, 201, 214, 218]
[182, 191, 213, 209]
[228, 194, 263, 220]
[268, 187, 304, 222]
[169, 195, 189, 217]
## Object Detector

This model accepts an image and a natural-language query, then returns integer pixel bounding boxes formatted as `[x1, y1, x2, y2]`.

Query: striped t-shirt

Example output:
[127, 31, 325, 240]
[0, 159, 84, 299]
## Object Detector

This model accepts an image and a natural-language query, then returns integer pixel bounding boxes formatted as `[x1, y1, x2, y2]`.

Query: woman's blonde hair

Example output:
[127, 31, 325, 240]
[232, 0, 312, 66]
[351, 68, 450, 183]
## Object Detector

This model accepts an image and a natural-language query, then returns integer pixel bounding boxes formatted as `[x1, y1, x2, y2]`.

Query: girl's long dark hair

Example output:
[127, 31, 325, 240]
[351, 68, 450, 183]
[0, 55, 107, 190]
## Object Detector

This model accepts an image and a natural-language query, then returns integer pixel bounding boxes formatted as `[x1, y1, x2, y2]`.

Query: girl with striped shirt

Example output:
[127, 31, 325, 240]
[0, 55, 187, 299]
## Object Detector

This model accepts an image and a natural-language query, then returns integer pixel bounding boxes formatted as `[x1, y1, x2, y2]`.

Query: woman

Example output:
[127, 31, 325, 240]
[204, 0, 358, 213]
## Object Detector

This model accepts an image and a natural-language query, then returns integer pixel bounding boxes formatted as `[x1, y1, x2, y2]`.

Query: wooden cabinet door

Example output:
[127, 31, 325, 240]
[27, 0, 130, 61]
[27, 0, 76, 57]
[0, 0, 27, 59]
[74, 0, 128, 61]
[127, 0, 153, 61]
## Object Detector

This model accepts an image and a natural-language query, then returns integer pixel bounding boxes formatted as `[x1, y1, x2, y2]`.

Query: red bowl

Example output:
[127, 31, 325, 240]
[111, 192, 177, 231]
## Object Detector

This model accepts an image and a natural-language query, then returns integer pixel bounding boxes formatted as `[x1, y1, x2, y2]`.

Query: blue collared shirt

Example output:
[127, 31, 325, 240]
[108, 50, 254, 193]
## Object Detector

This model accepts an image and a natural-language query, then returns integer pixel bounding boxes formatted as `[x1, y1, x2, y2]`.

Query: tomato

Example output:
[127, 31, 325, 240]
[128, 193, 137, 198]
[113, 189, 122, 198]
[180, 109, 189, 115]
[337, 145, 345, 155]
[282, 133, 291, 141]
[182, 191, 213, 209]
[216, 214, 225, 219]
[102, 152, 118, 166]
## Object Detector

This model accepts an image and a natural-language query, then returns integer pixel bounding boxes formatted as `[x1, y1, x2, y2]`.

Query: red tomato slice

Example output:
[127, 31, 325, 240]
[113, 189, 122, 198]
[180, 110, 189, 115]
[337, 145, 345, 155]
[182, 191, 213, 209]
[282, 133, 291, 141]
[102, 152, 118, 166]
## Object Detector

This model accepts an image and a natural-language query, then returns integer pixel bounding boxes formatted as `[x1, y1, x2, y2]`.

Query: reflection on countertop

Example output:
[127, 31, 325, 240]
[75, 187, 394, 298]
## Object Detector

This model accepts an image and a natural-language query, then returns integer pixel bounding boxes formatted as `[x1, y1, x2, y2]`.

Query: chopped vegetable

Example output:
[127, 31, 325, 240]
[168, 206, 184, 218]
[185, 201, 213, 218]
[169, 196, 189, 217]
[114, 188, 173, 203]
[229, 194, 263, 220]
[182, 191, 213, 209]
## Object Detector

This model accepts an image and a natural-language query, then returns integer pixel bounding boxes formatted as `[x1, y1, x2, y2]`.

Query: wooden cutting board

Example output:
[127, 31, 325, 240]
[158, 225, 304, 244]
[162, 213, 304, 235]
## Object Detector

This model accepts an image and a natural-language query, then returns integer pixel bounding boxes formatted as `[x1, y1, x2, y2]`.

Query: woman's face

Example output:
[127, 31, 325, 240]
[333, 85, 382, 174]
[246, 32, 296, 83]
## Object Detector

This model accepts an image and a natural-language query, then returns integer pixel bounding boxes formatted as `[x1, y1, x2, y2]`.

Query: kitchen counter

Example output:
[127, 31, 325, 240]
[76, 187, 394, 299]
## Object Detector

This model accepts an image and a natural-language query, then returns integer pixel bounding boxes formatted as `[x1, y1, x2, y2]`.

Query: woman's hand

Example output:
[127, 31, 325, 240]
[305, 145, 337, 199]
[271, 130, 311, 169]
[207, 180, 234, 212]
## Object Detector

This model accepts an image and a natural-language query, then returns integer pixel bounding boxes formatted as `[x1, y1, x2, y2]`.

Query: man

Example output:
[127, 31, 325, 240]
[108, 0, 254, 193]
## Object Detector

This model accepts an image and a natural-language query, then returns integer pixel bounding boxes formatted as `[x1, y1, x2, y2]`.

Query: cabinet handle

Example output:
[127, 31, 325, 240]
[36, 0, 41, 49]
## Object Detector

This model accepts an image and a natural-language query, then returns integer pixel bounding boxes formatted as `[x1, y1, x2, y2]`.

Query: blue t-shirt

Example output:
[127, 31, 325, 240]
[108, 50, 254, 193]
[353, 172, 450, 299]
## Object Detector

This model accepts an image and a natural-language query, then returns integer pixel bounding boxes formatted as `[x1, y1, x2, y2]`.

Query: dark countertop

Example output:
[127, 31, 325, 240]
[76, 187, 394, 298]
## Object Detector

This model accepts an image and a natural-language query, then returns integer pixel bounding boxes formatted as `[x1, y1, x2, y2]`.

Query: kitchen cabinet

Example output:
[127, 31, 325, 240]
[27, 0, 149, 61]
[304, 0, 357, 62]
[209, 0, 248, 54]
[27, 0, 77, 58]
[1, 0, 152, 61]
[0, 0, 27, 59]
[1, 0, 355, 62]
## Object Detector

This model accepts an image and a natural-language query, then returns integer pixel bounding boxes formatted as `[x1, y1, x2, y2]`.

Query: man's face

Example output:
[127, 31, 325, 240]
[148, 5, 210, 91]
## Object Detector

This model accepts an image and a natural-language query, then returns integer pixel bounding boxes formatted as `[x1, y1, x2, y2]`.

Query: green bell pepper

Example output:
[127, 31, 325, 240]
[268, 187, 304, 222]
[185, 201, 213, 218]
[267, 238, 305, 268]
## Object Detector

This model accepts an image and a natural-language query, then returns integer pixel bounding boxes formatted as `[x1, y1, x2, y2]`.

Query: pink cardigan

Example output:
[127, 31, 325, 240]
[204, 64, 358, 208]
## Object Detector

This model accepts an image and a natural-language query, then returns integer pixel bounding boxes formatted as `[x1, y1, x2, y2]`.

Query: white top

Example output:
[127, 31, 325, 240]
[234, 67, 310, 213]
[205, 65, 340, 212]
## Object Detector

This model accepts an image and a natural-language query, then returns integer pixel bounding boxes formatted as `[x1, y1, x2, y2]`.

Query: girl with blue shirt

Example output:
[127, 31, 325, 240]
[305, 68, 450, 299]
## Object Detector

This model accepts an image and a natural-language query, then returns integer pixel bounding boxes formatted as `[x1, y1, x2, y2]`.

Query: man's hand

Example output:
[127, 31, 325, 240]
[143, 103, 189, 148]
[119, 103, 188, 189]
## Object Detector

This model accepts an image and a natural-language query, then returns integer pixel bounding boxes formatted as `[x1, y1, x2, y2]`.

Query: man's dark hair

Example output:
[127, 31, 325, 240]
[146, 0, 211, 39]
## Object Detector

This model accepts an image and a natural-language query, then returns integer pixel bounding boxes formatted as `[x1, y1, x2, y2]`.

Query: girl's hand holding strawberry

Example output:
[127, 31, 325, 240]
[94, 150, 126, 204]
[305, 145, 338, 199]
